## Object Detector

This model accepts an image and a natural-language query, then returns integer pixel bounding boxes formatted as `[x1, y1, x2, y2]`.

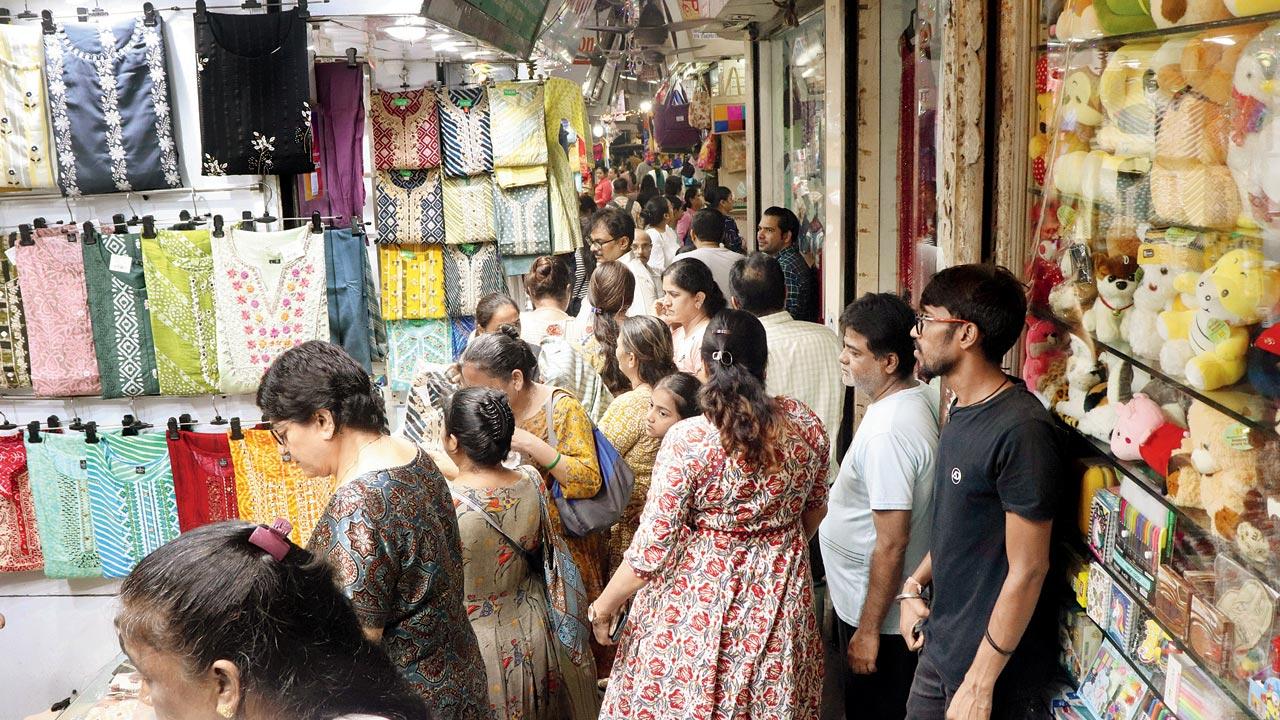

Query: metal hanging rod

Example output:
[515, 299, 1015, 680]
[0, 182, 266, 204]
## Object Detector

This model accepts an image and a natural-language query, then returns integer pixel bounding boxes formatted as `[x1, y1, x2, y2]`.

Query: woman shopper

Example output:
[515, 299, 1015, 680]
[640, 197, 679, 273]
[646, 372, 702, 440]
[475, 292, 520, 335]
[582, 261, 636, 396]
[659, 258, 726, 378]
[592, 310, 831, 719]
[256, 341, 488, 719]
[115, 521, 431, 720]
[444, 387, 599, 720]
[599, 316, 678, 573]
[677, 185, 703, 246]
[520, 256, 583, 345]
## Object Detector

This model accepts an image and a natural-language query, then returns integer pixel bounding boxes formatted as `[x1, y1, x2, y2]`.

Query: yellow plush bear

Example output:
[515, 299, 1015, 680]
[1167, 401, 1260, 540]
[1157, 249, 1280, 390]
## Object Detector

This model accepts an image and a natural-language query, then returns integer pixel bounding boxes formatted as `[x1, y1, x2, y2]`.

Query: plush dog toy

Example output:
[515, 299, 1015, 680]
[1110, 393, 1188, 476]
[1085, 253, 1140, 344]
[1151, 0, 1231, 27]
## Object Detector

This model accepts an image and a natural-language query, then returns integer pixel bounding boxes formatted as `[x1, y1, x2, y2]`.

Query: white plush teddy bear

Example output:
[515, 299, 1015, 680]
[1122, 239, 1203, 360]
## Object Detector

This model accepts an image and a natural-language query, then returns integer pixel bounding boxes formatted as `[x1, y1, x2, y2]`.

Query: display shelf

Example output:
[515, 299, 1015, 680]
[1095, 337, 1277, 434]
[1027, 185, 1250, 238]
[1036, 9, 1280, 52]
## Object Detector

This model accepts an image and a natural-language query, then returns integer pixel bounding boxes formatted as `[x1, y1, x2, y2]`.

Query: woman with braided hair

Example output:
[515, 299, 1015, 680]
[444, 387, 600, 720]
[591, 309, 831, 719]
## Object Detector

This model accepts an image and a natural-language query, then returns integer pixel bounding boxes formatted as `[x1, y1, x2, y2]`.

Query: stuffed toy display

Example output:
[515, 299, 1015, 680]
[1025, 316, 1071, 397]
[1167, 401, 1263, 540]
[1095, 0, 1157, 34]
[1228, 23, 1280, 231]
[1027, 200, 1067, 309]
[1151, 0, 1232, 27]
[1057, 0, 1105, 40]
[1248, 323, 1280, 399]
[1051, 55, 1106, 192]
[1110, 393, 1189, 476]
[1124, 238, 1205, 360]
[1225, 0, 1280, 17]
[1085, 253, 1140, 344]
[1097, 43, 1162, 158]
[1057, 336, 1128, 441]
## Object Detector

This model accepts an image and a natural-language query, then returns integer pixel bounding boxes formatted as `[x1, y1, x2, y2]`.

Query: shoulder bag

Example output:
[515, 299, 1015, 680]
[542, 390, 635, 537]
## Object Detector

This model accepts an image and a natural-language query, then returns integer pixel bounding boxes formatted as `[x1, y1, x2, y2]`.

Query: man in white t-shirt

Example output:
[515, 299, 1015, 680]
[680, 209, 743, 300]
[819, 292, 939, 720]
[576, 205, 657, 321]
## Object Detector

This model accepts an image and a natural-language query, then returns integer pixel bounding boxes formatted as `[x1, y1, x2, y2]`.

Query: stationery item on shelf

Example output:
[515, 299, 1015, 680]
[43, 14, 181, 196]
[544, 76, 589, 255]
[324, 227, 376, 372]
[1214, 553, 1280, 679]
[442, 243, 504, 318]
[14, 226, 102, 397]
[450, 315, 476, 360]
[1064, 606, 1106, 679]
[1089, 561, 1115, 628]
[212, 226, 329, 394]
[385, 319, 451, 392]
[295, 62, 366, 221]
[1129, 608, 1173, 680]
[370, 87, 441, 170]
[373, 169, 446, 245]
[1089, 485, 1123, 562]
[25, 432, 102, 578]
[1078, 637, 1148, 720]
[438, 85, 492, 177]
[229, 427, 336, 544]
[1113, 496, 1172, 594]
[1164, 650, 1247, 720]
[1081, 464, 1119, 537]
[140, 228, 220, 395]
[1154, 564, 1194, 638]
[0, 232, 32, 389]
[82, 229, 160, 398]
[195, 9, 313, 175]
[488, 81, 548, 175]
[442, 175, 497, 244]
[493, 182, 552, 260]
[0, 434, 42, 572]
[0, 24, 57, 190]
[1189, 594, 1235, 674]
[1248, 675, 1280, 718]
[84, 432, 179, 578]
[378, 243, 447, 321]
[1110, 581, 1140, 647]
[166, 428, 238, 532]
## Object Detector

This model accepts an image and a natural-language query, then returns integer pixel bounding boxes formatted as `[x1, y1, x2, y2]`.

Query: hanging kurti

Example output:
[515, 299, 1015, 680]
[44, 16, 180, 196]
[14, 227, 102, 397]
[0, 24, 57, 190]
[0, 434, 42, 573]
[296, 62, 366, 222]
[212, 226, 329, 395]
[371, 88, 442, 170]
[0, 232, 31, 389]
[494, 183, 552, 259]
[230, 428, 337, 544]
[25, 433, 102, 578]
[196, 9, 312, 175]
[442, 175, 497, 245]
[82, 230, 160, 398]
[85, 432, 180, 578]
[324, 227, 375, 372]
[379, 243, 447, 321]
[450, 316, 475, 360]
[438, 86, 492, 177]
[374, 169, 446, 245]
[442, 243, 504, 318]
[364, 236, 387, 362]
[386, 319, 451, 391]
[488, 82, 548, 186]
[166, 429, 238, 533]
[544, 78, 589, 255]
[141, 229, 219, 395]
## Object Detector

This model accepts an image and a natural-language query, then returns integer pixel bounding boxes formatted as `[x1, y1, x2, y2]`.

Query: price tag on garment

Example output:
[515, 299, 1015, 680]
[392, 97, 410, 107]
[458, 98, 474, 109]
[504, 89, 519, 96]
[109, 253, 132, 273]
[3, 247, 16, 266]
[279, 240, 306, 264]
[399, 169, 414, 178]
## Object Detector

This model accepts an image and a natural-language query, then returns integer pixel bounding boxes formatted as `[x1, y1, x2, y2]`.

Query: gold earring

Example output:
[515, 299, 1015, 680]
[217, 705, 234, 719]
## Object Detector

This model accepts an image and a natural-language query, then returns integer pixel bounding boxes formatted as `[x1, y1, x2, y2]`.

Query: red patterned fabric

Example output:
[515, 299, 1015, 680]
[167, 430, 239, 532]
[370, 89, 442, 171]
[0, 433, 41, 572]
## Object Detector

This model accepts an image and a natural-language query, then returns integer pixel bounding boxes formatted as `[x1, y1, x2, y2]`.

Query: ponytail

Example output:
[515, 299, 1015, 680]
[698, 310, 780, 470]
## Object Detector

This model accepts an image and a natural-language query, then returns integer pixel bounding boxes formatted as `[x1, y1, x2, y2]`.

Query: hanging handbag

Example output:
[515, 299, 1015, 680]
[653, 81, 703, 150]
[542, 390, 635, 537]
[720, 133, 747, 173]
[696, 134, 719, 171]
[688, 80, 712, 131]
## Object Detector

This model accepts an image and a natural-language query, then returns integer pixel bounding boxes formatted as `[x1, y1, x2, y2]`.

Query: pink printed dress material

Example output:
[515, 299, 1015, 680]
[212, 226, 329, 394]
[14, 226, 102, 396]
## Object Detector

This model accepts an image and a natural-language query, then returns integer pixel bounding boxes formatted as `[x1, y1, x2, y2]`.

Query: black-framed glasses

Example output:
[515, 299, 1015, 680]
[588, 237, 619, 250]
[915, 314, 969, 336]
[269, 422, 290, 446]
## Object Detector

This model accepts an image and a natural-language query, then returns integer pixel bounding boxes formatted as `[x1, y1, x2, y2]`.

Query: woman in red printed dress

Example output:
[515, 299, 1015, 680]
[588, 308, 831, 719]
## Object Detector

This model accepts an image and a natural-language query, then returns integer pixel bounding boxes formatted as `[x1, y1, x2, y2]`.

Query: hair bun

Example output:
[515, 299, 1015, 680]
[497, 324, 521, 341]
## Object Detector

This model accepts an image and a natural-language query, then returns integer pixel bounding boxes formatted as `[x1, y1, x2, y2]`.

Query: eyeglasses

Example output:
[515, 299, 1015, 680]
[269, 421, 290, 446]
[915, 314, 969, 336]
[588, 237, 618, 250]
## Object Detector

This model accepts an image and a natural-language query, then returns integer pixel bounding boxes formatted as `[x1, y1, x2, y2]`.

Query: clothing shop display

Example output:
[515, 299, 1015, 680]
[450, 315, 475, 360]
[379, 243, 447, 321]
[14, 227, 102, 397]
[296, 62, 366, 221]
[493, 183, 552, 260]
[438, 85, 492, 177]
[487, 81, 548, 173]
[442, 175, 497, 244]
[44, 16, 181, 196]
[0, 435, 42, 573]
[212, 226, 329, 395]
[166, 429, 238, 533]
[230, 428, 336, 544]
[363, 243, 387, 362]
[0, 232, 31, 389]
[324, 227, 376, 372]
[0, 24, 57, 191]
[374, 169, 446, 245]
[84, 432, 179, 578]
[543, 77, 589, 255]
[385, 319, 451, 391]
[370, 88, 442, 170]
[25, 433, 102, 578]
[196, 9, 312, 175]
[82, 229, 160, 398]
[442, 243, 504, 318]
[140, 229, 220, 395]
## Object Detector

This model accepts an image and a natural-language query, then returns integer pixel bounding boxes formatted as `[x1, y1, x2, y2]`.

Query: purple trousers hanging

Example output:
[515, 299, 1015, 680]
[296, 62, 366, 221]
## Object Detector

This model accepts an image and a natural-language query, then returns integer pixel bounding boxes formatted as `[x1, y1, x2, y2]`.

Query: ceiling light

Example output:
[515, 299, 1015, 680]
[385, 25, 428, 42]
[429, 32, 451, 41]
[434, 40, 460, 50]
[639, 100, 653, 113]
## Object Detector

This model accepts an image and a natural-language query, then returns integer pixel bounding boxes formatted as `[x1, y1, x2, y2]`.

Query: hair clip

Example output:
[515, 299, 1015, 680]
[711, 349, 734, 367]
[591, 306, 605, 315]
[248, 518, 293, 561]
[714, 328, 730, 335]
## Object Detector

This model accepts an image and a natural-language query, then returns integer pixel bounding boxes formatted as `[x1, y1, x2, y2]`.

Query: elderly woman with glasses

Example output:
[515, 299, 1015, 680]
[256, 340, 489, 720]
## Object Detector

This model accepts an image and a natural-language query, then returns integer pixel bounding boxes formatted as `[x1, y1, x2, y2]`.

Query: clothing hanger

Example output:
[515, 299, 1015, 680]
[229, 416, 244, 440]
[212, 214, 226, 238]
[82, 221, 97, 245]
[209, 397, 229, 426]
[0, 411, 15, 432]
[142, 215, 156, 239]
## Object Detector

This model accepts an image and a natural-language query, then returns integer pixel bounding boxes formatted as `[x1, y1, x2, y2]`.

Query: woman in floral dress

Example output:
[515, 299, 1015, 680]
[590, 310, 831, 719]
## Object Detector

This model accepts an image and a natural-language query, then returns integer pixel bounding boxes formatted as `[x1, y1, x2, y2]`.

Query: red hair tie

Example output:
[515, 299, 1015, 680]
[248, 518, 293, 561]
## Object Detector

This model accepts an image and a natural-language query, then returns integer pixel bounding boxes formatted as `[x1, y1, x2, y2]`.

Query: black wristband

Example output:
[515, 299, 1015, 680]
[985, 627, 1014, 657]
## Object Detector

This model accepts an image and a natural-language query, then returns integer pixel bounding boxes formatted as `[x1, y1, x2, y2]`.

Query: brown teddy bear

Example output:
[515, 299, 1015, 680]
[1166, 401, 1261, 540]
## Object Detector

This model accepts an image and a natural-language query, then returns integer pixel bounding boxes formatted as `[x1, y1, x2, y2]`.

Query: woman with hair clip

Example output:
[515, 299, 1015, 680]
[598, 316, 678, 573]
[256, 341, 488, 719]
[591, 309, 831, 720]
[581, 261, 636, 396]
[658, 258, 727, 378]
[115, 520, 432, 720]
[444, 387, 600, 720]
[520, 256, 583, 345]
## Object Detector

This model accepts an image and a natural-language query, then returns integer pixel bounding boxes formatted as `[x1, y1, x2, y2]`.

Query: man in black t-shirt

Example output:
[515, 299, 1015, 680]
[899, 264, 1065, 720]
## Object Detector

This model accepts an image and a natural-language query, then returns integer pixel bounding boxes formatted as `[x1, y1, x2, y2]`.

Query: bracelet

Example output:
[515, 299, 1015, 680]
[984, 627, 1014, 657]
[545, 452, 563, 471]
[894, 591, 922, 602]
